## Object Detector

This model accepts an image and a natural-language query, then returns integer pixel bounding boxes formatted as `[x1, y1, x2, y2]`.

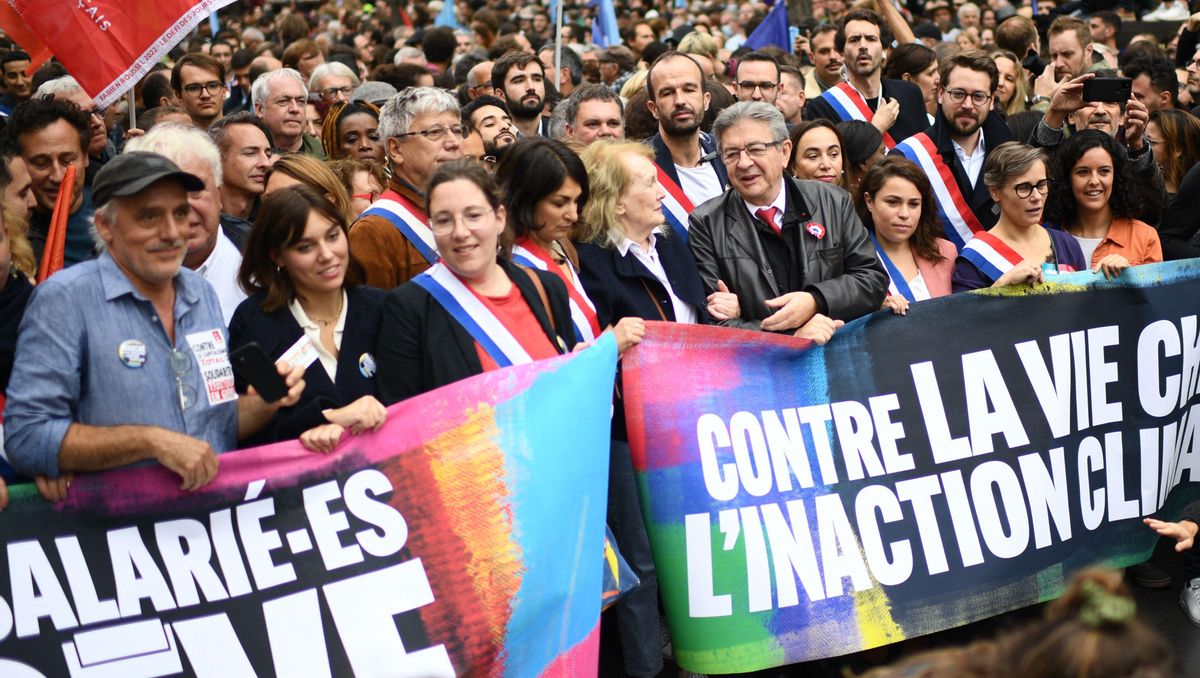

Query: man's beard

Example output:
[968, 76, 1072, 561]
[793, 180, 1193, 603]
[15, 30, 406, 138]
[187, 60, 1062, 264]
[507, 93, 544, 120]
[660, 105, 702, 137]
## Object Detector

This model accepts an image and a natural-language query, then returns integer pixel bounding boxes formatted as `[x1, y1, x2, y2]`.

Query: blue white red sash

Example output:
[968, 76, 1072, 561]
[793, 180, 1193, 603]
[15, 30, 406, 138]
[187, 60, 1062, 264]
[412, 263, 533, 368]
[655, 165, 696, 243]
[511, 239, 600, 343]
[893, 132, 984, 252]
[960, 231, 1023, 282]
[819, 82, 897, 149]
[359, 189, 439, 264]
[871, 237, 917, 302]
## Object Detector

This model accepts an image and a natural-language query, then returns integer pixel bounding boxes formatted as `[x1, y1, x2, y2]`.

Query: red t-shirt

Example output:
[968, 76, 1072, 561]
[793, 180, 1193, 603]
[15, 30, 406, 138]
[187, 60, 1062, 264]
[468, 282, 560, 371]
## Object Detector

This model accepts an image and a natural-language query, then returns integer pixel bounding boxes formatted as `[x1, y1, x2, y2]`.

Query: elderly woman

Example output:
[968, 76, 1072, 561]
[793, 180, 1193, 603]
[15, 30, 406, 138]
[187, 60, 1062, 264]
[319, 100, 386, 163]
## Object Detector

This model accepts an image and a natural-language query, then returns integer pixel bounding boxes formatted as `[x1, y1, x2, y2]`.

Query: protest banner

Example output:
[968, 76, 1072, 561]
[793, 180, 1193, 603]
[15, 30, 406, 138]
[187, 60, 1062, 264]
[8, 0, 238, 107]
[0, 337, 618, 677]
[622, 260, 1200, 674]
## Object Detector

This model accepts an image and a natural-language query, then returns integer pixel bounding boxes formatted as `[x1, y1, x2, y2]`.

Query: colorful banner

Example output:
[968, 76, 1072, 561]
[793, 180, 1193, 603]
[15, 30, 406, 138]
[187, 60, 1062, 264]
[622, 260, 1200, 674]
[0, 337, 618, 677]
[9, 0, 238, 108]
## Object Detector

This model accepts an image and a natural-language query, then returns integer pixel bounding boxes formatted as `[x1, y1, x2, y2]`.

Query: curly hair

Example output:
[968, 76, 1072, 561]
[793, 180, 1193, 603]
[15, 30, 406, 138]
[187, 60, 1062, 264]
[319, 100, 381, 161]
[855, 156, 947, 263]
[1043, 130, 1142, 227]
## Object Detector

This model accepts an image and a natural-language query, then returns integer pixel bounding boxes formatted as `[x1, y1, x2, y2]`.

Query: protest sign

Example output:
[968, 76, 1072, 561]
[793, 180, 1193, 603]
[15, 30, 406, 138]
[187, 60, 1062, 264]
[0, 337, 618, 677]
[623, 260, 1200, 673]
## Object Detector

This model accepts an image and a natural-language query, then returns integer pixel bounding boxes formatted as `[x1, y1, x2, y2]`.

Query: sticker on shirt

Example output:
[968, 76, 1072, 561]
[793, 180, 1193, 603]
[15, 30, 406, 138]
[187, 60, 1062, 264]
[186, 329, 238, 406]
[281, 334, 320, 372]
[117, 339, 147, 368]
[358, 352, 376, 379]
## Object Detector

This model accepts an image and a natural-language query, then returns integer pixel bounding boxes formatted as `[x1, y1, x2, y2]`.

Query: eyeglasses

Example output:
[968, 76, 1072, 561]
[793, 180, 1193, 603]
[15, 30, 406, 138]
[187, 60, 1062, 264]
[736, 80, 779, 94]
[80, 105, 106, 119]
[463, 154, 498, 168]
[720, 140, 782, 165]
[1012, 178, 1050, 198]
[170, 349, 197, 411]
[319, 85, 354, 99]
[183, 81, 225, 96]
[945, 88, 992, 106]
[396, 124, 465, 143]
[430, 207, 494, 234]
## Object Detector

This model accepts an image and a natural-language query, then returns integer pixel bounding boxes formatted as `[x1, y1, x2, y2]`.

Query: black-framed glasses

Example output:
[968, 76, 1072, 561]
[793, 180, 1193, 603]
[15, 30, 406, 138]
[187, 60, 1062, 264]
[319, 85, 354, 99]
[170, 349, 196, 411]
[945, 88, 992, 106]
[720, 140, 782, 165]
[1012, 178, 1050, 198]
[183, 81, 225, 96]
[396, 124, 465, 142]
[736, 80, 779, 93]
[80, 105, 106, 119]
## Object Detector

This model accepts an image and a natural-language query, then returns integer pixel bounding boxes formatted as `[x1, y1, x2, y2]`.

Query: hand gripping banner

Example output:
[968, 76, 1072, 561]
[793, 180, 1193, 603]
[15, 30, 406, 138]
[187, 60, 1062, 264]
[622, 260, 1200, 674]
[0, 337, 618, 677]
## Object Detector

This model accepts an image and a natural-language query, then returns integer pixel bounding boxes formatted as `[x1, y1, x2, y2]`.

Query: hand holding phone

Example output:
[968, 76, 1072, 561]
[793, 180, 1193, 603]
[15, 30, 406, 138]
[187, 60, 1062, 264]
[230, 342, 288, 403]
[1082, 77, 1132, 103]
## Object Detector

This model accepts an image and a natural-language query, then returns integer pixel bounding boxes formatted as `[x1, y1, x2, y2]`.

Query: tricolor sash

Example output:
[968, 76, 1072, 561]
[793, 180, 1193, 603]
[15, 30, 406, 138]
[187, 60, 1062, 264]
[655, 165, 696, 243]
[871, 237, 918, 302]
[960, 231, 1024, 283]
[359, 189, 439, 264]
[412, 263, 533, 368]
[893, 132, 984, 251]
[819, 82, 897, 149]
[511, 238, 601, 343]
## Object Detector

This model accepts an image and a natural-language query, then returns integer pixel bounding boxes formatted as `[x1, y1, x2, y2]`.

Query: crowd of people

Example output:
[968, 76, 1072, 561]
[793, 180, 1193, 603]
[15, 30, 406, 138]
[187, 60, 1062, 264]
[0, 0, 1199, 674]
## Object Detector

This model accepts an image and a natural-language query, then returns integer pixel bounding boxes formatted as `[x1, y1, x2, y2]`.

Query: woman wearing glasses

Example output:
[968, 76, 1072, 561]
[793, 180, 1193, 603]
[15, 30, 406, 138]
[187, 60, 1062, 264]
[329, 158, 388, 218]
[952, 142, 1087, 292]
[229, 185, 388, 453]
[375, 160, 642, 403]
[319, 100, 386, 163]
[1044, 131, 1161, 278]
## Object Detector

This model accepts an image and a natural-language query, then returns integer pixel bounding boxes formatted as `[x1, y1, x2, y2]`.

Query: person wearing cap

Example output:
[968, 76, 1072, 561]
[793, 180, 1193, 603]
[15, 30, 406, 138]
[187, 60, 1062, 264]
[597, 46, 636, 92]
[2, 152, 305, 498]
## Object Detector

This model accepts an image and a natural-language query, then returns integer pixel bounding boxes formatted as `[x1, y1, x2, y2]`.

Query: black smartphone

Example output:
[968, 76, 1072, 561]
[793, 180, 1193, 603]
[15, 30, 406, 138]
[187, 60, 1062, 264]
[1022, 50, 1047, 77]
[230, 342, 288, 403]
[1082, 77, 1132, 103]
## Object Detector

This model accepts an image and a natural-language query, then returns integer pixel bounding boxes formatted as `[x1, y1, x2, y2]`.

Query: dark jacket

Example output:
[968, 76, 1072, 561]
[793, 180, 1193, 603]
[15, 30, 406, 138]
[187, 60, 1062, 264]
[891, 108, 1014, 232]
[0, 269, 33, 393]
[1164, 163, 1200, 260]
[805, 77, 928, 144]
[376, 259, 577, 404]
[649, 131, 729, 197]
[220, 214, 253, 251]
[576, 232, 709, 326]
[687, 176, 887, 331]
[228, 286, 386, 444]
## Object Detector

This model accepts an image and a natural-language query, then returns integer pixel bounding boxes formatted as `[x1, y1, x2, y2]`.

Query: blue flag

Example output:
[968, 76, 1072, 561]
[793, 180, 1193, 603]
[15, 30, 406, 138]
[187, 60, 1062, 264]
[744, 0, 792, 53]
[435, 0, 462, 29]
[591, 0, 620, 48]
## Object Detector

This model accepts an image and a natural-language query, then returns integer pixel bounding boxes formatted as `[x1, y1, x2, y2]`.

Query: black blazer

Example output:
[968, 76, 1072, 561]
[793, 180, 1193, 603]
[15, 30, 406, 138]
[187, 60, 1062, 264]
[805, 77, 928, 144]
[376, 259, 578, 405]
[575, 233, 709, 326]
[649, 131, 729, 197]
[228, 286, 386, 445]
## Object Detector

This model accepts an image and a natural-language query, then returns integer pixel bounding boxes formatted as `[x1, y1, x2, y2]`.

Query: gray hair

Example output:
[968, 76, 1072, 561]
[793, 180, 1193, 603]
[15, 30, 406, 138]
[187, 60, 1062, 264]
[125, 123, 223, 188]
[251, 68, 307, 111]
[559, 83, 624, 131]
[35, 75, 85, 99]
[983, 142, 1045, 190]
[90, 201, 118, 252]
[394, 46, 426, 66]
[378, 86, 460, 140]
[308, 61, 360, 92]
[540, 43, 583, 86]
[958, 2, 981, 18]
[242, 27, 265, 43]
[712, 101, 789, 152]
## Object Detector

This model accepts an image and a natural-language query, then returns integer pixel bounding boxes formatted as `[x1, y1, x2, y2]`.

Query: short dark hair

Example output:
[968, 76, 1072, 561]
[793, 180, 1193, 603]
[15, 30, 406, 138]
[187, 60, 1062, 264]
[461, 95, 510, 132]
[30, 62, 68, 94]
[835, 9, 889, 54]
[171, 53, 226, 93]
[493, 137, 589, 239]
[1, 50, 29, 69]
[209, 110, 275, 154]
[939, 48, 1000, 93]
[141, 71, 176, 109]
[370, 63, 434, 91]
[996, 15, 1038, 56]
[734, 51, 780, 82]
[231, 48, 255, 71]
[1092, 11, 1121, 32]
[1123, 56, 1178, 108]
[239, 184, 363, 313]
[883, 42, 936, 81]
[141, 105, 190, 129]
[422, 26, 457, 65]
[8, 97, 90, 156]
[492, 51, 543, 89]
[646, 50, 704, 101]
[560, 83, 623, 128]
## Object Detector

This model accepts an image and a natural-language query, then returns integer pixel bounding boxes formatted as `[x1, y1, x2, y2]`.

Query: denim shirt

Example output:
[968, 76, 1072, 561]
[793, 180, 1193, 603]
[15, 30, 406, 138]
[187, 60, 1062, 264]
[3, 251, 238, 477]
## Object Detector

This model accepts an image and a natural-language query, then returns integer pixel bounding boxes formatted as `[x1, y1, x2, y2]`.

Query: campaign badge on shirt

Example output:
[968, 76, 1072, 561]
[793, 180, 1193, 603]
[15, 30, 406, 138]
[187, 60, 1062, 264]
[186, 329, 238, 406]
[117, 339, 147, 368]
[281, 334, 320, 372]
[806, 222, 826, 239]
[358, 352, 376, 379]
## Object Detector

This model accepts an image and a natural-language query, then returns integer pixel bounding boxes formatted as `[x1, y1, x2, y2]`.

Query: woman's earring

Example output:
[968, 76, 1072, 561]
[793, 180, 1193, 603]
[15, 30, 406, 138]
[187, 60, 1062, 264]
[991, 203, 1000, 215]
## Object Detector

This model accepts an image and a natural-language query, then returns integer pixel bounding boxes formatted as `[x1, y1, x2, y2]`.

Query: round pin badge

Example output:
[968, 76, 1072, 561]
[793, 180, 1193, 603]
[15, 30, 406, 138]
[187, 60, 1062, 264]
[117, 339, 147, 368]
[358, 352, 377, 378]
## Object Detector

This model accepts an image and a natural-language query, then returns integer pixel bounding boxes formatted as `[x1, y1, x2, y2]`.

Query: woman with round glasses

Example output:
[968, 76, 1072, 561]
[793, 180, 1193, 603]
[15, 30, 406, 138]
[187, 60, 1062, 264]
[319, 100, 386, 163]
[953, 142, 1087, 292]
[1044, 131, 1161, 278]
[787, 120, 848, 189]
[230, 185, 388, 453]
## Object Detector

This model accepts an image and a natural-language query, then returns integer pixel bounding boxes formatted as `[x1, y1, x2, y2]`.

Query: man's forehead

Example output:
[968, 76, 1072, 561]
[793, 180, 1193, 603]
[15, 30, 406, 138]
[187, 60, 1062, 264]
[507, 63, 543, 79]
[472, 105, 508, 124]
[3, 60, 28, 74]
[181, 64, 221, 82]
[844, 22, 880, 39]
[229, 123, 269, 147]
[578, 98, 621, 117]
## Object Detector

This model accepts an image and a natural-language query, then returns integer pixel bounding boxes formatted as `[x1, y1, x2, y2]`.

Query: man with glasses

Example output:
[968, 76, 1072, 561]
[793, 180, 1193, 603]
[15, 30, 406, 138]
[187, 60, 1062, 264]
[689, 102, 885, 343]
[349, 87, 463, 289]
[733, 52, 781, 105]
[805, 9, 927, 146]
[889, 50, 1014, 248]
[3, 152, 304, 499]
[251, 68, 326, 159]
[172, 54, 226, 130]
[466, 60, 494, 101]
[308, 62, 360, 111]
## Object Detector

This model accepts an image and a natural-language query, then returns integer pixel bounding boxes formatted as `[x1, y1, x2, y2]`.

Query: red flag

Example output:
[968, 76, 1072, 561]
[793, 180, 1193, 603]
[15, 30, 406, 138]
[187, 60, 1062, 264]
[37, 164, 75, 282]
[0, 3, 52, 75]
[10, 0, 238, 107]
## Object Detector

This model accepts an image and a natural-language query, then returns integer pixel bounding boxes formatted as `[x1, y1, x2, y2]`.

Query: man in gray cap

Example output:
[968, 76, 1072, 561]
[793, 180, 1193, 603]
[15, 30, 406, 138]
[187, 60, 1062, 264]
[3, 152, 304, 500]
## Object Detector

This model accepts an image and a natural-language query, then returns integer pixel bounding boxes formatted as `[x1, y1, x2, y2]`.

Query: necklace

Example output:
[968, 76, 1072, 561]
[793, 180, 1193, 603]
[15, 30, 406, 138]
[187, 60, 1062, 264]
[306, 293, 344, 327]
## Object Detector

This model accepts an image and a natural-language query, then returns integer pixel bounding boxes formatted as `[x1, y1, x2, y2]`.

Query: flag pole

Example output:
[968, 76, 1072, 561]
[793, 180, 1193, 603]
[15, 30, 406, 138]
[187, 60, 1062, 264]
[554, 0, 564, 92]
[128, 89, 136, 131]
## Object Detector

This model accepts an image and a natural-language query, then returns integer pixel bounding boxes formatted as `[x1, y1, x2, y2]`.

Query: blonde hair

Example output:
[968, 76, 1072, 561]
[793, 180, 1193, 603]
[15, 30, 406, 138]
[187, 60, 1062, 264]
[620, 70, 649, 100]
[578, 141, 656, 248]
[4, 207, 34, 279]
[266, 153, 354, 222]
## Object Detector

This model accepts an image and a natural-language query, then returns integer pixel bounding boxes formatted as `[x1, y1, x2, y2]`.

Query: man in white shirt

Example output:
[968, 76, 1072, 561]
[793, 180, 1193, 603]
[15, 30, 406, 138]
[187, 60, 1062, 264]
[646, 51, 728, 211]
